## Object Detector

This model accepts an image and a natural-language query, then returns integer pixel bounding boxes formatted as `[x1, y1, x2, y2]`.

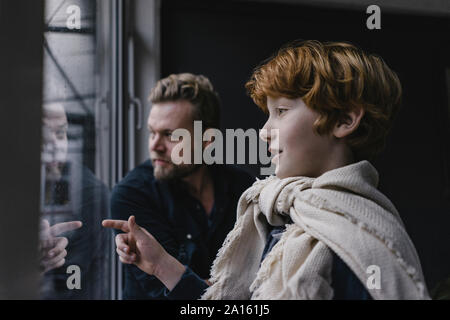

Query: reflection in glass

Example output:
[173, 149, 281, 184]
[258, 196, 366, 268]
[40, 0, 111, 299]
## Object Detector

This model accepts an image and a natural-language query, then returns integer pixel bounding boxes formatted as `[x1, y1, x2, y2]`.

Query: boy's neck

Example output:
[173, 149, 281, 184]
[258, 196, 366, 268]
[319, 143, 355, 177]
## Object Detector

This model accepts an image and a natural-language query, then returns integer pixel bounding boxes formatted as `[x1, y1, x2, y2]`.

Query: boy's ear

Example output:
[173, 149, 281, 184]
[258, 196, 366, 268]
[333, 107, 365, 138]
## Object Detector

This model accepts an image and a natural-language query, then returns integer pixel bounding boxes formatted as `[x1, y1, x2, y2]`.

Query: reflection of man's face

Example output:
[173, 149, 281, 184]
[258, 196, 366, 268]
[42, 103, 68, 181]
[147, 100, 200, 181]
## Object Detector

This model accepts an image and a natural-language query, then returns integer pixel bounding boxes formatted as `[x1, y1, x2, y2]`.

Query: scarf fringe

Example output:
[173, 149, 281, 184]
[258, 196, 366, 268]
[201, 212, 246, 299]
[202, 178, 269, 299]
[249, 223, 297, 298]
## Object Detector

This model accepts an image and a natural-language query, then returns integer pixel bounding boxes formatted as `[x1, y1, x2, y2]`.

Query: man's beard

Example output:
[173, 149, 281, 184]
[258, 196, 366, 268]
[153, 161, 201, 182]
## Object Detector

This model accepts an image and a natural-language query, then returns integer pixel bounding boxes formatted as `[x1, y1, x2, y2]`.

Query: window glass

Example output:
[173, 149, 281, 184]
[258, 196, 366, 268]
[40, 0, 111, 299]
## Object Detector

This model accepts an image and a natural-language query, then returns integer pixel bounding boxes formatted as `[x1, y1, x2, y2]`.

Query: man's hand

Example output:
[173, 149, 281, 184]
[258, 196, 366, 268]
[102, 215, 165, 275]
[39, 219, 82, 274]
[102, 216, 186, 291]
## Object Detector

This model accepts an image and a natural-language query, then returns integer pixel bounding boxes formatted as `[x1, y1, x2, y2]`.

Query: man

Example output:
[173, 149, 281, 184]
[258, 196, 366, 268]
[40, 103, 82, 277]
[110, 73, 255, 299]
[40, 102, 109, 299]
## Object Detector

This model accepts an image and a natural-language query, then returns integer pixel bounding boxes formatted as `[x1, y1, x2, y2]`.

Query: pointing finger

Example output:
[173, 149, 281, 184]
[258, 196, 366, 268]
[102, 219, 130, 233]
[49, 221, 83, 237]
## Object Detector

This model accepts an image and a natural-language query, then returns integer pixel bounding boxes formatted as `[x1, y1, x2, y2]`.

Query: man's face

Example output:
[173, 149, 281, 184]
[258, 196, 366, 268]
[148, 100, 199, 181]
[261, 96, 336, 179]
[42, 103, 68, 181]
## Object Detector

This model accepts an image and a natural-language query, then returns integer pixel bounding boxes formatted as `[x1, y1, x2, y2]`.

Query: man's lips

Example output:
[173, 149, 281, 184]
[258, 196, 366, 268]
[153, 158, 171, 166]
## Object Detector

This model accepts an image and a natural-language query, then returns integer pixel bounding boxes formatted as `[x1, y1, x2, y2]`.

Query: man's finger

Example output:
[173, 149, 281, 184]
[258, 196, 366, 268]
[39, 219, 51, 239]
[128, 216, 148, 241]
[115, 233, 131, 252]
[128, 215, 139, 231]
[116, 247, 136, 263]
[128, 216, 145, 254]
[102, 219, 130, 233]
[119, 255, 134, 265]
[42, 249, 67, 266]
[40, 219, 50, 231]
[40, 237, 57, 250]
[49, 221, 83, 237]
[47, 237, 69, 257]
[45, 258, 66, 272]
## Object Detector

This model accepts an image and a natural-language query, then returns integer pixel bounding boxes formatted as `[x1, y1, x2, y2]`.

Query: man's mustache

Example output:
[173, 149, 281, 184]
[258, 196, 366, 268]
[150, 155, 172, 163]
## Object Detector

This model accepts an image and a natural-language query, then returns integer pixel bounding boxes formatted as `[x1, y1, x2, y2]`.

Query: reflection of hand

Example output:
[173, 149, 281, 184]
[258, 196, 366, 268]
[39, 219, 82, 274]
[102, 216, 186, 291]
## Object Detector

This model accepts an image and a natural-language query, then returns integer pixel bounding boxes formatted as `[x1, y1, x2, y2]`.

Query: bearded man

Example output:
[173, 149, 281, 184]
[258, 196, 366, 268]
[110, 73, 255, 300]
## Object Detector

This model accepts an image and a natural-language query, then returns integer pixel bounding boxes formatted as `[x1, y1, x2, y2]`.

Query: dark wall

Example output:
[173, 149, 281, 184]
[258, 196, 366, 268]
[0, 0, 43, 298]
[160, 0, 450, 292]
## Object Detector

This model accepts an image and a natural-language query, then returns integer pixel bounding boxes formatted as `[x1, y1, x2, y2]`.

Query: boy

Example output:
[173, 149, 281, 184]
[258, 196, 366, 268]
[104, 40, 429, 300]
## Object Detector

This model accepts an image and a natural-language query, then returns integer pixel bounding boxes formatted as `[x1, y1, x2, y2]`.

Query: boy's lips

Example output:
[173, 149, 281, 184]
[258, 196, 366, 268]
[270, 150, 283, 163]
[268, 146, 282, 155]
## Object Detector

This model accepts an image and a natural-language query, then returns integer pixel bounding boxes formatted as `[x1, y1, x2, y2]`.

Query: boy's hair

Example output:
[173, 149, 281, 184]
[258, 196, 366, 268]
[149, 73, 221, 129]
[245, 40, 402, 161]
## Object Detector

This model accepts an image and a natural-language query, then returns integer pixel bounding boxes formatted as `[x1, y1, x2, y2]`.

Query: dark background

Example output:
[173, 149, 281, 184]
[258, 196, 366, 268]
[159, 0, 450, 292]
[0, 0, 43, 298]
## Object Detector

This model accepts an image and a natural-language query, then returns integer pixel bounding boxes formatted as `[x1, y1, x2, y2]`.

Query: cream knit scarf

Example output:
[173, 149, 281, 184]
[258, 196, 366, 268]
[201, 161, 430, 300]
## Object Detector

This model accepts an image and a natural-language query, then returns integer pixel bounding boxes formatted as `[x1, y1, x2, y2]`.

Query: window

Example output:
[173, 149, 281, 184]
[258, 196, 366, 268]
[39, 0, 116, 299]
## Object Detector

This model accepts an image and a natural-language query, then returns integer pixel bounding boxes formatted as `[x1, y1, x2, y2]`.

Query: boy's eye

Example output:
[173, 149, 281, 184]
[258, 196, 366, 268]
[277, 108, 288, 115]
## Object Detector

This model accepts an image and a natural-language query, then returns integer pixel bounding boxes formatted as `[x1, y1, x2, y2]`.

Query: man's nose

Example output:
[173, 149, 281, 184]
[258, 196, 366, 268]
[149, 134, 166, 153]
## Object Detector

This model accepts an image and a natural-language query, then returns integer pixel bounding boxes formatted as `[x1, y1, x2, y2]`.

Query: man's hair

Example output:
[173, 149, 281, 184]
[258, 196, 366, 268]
[149, 73, 221, 129]
[245, 40, 402, 161]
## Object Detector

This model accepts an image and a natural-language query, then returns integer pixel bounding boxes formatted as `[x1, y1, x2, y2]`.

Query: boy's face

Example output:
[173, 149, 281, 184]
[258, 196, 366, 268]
[261, 96, 337, 179]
